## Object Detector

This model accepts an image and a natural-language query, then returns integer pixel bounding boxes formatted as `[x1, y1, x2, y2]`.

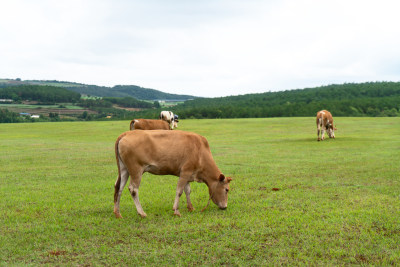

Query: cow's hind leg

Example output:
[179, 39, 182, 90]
[128, 171, 147, 218]
[317, 120, 321, 141]
[114, 158, 130, 218]
[184, 183, 194, 212]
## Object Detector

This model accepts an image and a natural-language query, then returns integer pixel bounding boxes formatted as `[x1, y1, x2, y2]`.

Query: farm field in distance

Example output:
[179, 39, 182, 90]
[0, 118, 399, 265]
[0, 103, 97, 119]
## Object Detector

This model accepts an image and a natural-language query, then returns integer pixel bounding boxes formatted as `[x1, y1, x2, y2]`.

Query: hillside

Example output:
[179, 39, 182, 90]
[67, 85, 196, 101]
[132, 82, 400, 119]
[0, 84, 157, 122]
[0, 79, 197, 101]
[0, 84, 81, 103]
[2, 79, 400, 121]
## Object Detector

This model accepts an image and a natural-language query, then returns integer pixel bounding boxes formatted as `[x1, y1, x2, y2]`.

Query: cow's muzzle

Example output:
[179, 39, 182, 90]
[219, 205, 227, 210]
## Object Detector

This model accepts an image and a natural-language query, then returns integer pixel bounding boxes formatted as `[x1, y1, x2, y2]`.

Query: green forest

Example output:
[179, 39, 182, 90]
[190, 82, 400, 117]
[0, 79, 196, 100]
[64, 84, 195, 100]
[131, 82, 400, 119]
[1, 81, 400, 123]
[0, 85, 81, 103]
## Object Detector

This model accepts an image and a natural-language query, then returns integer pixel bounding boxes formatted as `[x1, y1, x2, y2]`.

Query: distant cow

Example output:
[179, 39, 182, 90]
[129, 119, 170, 130]
[113, 130, 232, 218]
[159, 111, 178, 129]
[316, 110, 336, 141]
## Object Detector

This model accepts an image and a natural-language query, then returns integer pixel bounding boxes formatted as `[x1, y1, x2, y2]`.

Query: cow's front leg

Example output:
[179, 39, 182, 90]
[321, 127, 326, 141]
[184, 183, 194, 212]
[173, 178, 188, 216]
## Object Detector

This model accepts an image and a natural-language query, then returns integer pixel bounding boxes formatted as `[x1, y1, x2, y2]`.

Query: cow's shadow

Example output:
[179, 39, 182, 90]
[280, 136, 377, 143]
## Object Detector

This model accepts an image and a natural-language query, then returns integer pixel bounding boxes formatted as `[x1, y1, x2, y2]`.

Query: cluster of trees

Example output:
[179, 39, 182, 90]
[0, 109, 63, 123]
[166, 82, 400, 118]
[77, 97, 157, 109]
[0, 85, 81, 103]
[103, 97, 156, 108]
[107, 85, 195, 100]
[64, 84, 196, 100]
[130, 82, 400, 119]
[0, 109, 23, 123]
[78, 98, 113, 108]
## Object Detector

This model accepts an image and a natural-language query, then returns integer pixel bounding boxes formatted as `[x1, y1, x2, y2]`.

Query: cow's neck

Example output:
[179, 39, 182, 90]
[198, 163, 220, 187]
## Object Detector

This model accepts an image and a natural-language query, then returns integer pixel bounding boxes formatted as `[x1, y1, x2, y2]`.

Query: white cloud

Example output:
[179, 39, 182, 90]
[1, 0, 400, 97]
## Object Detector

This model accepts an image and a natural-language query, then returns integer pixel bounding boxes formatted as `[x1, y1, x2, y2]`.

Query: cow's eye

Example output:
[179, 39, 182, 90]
[225, 188, 229, 193]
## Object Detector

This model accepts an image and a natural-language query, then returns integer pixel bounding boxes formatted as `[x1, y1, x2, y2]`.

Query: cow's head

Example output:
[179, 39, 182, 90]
[173, 115, 179, 128]
[327, 125, 336, 138]
[209, 174, 232, 209]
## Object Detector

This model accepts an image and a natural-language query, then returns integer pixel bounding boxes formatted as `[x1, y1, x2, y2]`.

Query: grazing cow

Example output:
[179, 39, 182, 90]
[113, 130, 232, 218]
[129, 119, 170, 130]
[159, 111, 178, 129]
[316, 110, 336, 141]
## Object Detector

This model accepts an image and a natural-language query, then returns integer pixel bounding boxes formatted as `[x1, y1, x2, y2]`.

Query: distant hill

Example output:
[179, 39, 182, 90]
[2, 79, 400, 119]
[0, 79, 197, 101]
[0, 84, 81, 103]
[132, 81, 400, 118]
[68, 85, 196, 101]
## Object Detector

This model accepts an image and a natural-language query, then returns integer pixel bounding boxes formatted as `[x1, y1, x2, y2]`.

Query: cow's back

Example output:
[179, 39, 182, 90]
[316, 110, 333, 126]
[117, 130, 211, 176]
[130, 119, 170, 130]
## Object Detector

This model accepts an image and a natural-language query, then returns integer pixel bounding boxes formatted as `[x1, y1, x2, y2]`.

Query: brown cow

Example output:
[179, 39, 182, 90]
[316, 110, 336, 141]
[129, 119, 170, 130]
[113, 130, 232, 218]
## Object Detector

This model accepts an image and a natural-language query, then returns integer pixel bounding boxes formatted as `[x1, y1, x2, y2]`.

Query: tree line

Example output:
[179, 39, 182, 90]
[95, 82, 400, 120]
[0, 85, 81, 103]
[163, 82, 400, 119]
[66, 84, 195, 100]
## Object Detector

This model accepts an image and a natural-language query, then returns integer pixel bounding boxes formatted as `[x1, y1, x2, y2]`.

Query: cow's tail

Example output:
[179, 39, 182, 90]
[114, 134, 126, 203]
[130, 119, 138, 130]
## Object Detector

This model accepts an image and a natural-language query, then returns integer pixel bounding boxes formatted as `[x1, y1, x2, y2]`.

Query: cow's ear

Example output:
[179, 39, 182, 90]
[227, 177, 232, 183]
[219, 174, 225, 182]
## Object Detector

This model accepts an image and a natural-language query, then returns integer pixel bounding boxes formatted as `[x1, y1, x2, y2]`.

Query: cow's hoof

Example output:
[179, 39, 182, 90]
[138, 212, 147, 218]
[187, 205, 194, 212]
[174, 210, 181, 217]
[114, 212, 123, 219]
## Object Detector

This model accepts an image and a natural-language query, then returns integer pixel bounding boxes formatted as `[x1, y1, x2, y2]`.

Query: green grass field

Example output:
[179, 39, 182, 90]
[1, 118, 399, 265]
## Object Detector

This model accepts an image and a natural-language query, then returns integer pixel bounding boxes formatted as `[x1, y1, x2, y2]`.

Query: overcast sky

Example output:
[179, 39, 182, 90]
[1, 0, 400, 97]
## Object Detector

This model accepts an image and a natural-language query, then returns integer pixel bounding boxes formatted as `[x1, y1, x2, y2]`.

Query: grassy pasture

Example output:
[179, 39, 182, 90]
[0, 118, 399, 265]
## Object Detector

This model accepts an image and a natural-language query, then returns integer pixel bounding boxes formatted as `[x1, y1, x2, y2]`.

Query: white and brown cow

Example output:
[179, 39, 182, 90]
[316, 110, 336, 141]
[129, 119, 171, 130]
[159, 111, 178, 129]
[113, 130, 232, 218]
